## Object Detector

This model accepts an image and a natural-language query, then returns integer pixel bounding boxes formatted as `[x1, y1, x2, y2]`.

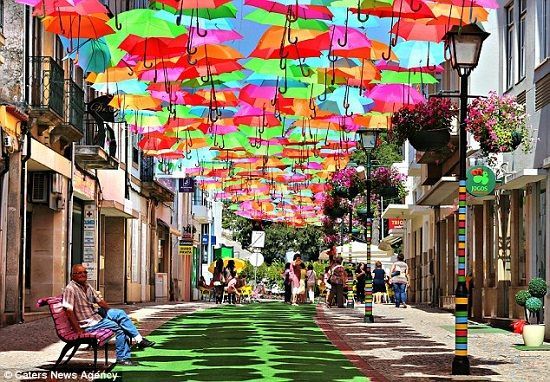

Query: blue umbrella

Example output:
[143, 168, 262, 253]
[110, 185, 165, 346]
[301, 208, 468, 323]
[60, 37, 111, 73]
[393, 41, 445, 69]
[318, 86, 374, 116]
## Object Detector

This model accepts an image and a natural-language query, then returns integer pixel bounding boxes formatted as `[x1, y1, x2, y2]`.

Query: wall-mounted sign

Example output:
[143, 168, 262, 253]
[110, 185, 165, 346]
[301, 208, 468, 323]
[179, 177, 195, 193]
[466, 165, 496, 197]
[387, 218, 405, 230]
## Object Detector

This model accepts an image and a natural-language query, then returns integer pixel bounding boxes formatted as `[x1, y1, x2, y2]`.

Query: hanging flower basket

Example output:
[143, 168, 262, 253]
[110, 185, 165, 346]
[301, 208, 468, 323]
[389, 97, 456, 149]
[323, 195, 348, 219]
[329, 167, 366, 199]
[466, 91, 531, 155]
[408, 128, 451, 152]
[356, 208, 371, 223]
[371, 167, 407, 200]
[377, 186, 400, 199]
[326, 206, 347, 219]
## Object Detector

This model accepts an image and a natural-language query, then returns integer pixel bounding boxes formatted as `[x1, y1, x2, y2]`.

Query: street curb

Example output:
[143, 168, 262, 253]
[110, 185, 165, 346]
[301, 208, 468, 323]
[315, 305, 391, 382]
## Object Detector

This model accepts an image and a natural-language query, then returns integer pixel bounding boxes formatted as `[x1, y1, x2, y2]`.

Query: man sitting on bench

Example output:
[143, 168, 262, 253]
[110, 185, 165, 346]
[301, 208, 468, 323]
[62, 264, 155, 366]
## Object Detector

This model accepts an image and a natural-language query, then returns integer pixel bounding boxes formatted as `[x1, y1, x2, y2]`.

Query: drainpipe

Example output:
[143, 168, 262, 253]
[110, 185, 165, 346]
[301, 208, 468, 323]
[18, 127, 31, 323]
[66, 142, 75, 283]
[123, 123, 129, 303]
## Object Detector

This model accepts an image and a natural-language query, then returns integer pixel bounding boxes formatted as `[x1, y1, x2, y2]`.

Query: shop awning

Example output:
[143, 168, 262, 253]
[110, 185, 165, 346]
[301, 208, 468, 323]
[100, 200, 138, 219]
[417, 176, 458, 206]
[499, 169, 547, 190]
[28, 138, 71, 178]
[382, 204, 411, 219]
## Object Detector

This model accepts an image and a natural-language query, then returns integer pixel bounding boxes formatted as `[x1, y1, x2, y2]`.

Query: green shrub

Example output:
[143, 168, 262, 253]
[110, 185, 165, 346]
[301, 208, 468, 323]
[528, 277, 548, 298]
[525, 297, 543, 312]
[515, 290, 531, 307]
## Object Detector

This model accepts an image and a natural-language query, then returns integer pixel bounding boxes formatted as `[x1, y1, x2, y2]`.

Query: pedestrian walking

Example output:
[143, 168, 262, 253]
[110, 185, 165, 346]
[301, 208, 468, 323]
[306, 264, 317, 303]
[63, 264, 155, 366]
[298, 262, 307, 303]
[290, 253, 302, 306]
[226, 270, 239, 304]
[323, 266, 332, 305]
[212, 258, 225, 304]
[390, 254, 409, 308]
[355, 263, 366, 303]
[327, 256, 346, 308]
[282, 262, 292, 304]
[373, 261, 387, 304]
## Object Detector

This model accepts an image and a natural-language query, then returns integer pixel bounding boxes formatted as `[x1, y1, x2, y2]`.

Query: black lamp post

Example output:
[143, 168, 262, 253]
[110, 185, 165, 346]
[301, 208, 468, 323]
[444, 23, 489, 376]
[356, 127, 381, 323]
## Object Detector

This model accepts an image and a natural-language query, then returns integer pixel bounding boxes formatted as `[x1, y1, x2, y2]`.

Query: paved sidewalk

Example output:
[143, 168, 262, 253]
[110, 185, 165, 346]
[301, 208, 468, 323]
[317, 303, 550, 382]
[0, 301, 212, 381]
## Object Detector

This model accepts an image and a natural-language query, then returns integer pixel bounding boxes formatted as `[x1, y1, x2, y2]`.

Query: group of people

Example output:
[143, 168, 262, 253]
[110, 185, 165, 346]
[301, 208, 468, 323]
[282, 254, 318, 306]
[209, 259, 246, 304]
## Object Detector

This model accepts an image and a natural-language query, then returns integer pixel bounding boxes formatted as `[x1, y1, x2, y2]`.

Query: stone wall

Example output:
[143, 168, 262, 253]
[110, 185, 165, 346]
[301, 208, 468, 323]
[0, 0, 25, 104]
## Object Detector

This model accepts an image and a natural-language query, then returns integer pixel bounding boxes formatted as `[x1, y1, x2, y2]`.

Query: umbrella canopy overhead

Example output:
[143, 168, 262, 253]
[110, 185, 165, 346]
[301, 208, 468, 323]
[19, 0, 497, 226]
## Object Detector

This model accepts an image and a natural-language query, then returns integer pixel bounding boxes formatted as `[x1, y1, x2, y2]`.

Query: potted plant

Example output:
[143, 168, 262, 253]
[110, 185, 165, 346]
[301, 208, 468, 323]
[466, 91, 531, 155]
[390, 97, 456, 152]
[329, 167, 366, 199]
[370, 166, 407, 200]
[514, 277, 548, 346]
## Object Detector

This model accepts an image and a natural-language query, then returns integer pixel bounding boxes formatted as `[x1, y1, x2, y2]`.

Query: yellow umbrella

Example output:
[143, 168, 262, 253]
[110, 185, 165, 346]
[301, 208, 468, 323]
[208, 258, 247, 274]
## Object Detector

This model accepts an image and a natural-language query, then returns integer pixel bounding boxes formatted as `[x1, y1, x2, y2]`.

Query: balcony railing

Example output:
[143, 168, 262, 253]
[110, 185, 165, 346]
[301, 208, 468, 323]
[64, 79, 84, 133]
[29, 56, 64, 118]
[140, 156, 155, 182]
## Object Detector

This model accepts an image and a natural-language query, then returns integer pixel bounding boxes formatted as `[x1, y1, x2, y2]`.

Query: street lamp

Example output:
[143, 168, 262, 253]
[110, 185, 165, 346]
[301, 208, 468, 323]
[444, 23, 489, 376]
[356, 127, 381, 323]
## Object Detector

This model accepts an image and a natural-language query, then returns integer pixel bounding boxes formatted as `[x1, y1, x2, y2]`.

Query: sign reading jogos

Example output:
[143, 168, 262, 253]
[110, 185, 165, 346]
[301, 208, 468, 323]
[466, 165, 496, 197]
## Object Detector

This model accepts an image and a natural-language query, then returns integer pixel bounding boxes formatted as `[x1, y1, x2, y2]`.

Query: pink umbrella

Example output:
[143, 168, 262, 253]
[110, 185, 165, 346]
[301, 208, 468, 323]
[189, 28, 243, 48]
[331, 26, 371, 50]
[245, 0, 333, 20]
[368, 84, 425, 113]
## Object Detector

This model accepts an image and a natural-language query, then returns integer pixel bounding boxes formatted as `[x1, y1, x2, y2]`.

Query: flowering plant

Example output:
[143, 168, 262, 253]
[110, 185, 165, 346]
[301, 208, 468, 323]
[390, 97, 456, 146]
[466, 92, 531, 155]
[322, 194, 348, 219]
[329, 167, 366, 199]
[511, 319, 528, 334]
[371, 166, 407, 199]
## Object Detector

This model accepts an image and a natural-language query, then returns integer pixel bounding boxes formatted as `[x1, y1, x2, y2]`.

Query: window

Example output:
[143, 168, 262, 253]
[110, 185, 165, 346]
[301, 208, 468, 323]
[506, 4, 515, 88]
[0, 0, 4, 33]
[132, 132, 140, 165]
[518, 191, 527, 286]
[537, 0, 550, 62]
[518, 0, 526, 80]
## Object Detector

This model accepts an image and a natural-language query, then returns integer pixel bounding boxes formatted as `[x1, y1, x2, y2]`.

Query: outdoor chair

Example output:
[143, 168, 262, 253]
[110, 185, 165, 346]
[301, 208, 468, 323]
[239, 285, 253, 304]
[199, 286, 214, 301]
[37, 296, 114, 370]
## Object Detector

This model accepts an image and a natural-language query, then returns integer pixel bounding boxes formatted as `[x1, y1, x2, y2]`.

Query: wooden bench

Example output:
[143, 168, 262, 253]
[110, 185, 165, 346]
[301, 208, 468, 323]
[37, 296, 114, 370]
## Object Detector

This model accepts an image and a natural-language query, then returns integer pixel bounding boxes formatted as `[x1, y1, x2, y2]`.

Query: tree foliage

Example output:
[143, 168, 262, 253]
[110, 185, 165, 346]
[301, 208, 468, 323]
[223, 209, 325, 264]
[351, 133, 403, 167]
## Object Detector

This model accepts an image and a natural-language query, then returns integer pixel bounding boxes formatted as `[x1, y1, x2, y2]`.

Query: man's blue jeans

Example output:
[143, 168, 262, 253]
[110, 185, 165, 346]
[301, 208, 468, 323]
[393, 283, 407, 307]
[85, 309, 139, 361]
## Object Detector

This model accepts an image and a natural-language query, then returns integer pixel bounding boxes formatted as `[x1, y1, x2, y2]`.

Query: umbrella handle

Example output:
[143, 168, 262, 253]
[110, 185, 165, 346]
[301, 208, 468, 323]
[286, 1, 299, 23]
[356, 0, 369, 23]
[381, 42, 393, 61]
[195, 9, 208, 37]
[337, 9, 350, 47]
[410, 0, 423, 12]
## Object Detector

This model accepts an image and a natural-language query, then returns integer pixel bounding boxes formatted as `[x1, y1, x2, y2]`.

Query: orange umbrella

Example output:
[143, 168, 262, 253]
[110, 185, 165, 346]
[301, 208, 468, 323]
[109, 95, 162, 111]
[43, 13, 114, 39]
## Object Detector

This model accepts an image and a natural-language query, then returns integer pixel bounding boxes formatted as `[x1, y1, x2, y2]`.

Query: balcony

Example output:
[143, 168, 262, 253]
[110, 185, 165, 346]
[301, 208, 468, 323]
[29, 56, 64, 125]
[140, 156, 174, 202]
[192, 204, 209, 224]
[51, 79, 85, 143]
[74, 119, 118, 170]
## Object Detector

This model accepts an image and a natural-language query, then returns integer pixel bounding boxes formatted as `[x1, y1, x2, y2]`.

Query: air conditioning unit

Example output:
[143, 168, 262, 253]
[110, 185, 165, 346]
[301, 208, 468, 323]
[51, 173, 63, 194]
[31, 173, 49, 203]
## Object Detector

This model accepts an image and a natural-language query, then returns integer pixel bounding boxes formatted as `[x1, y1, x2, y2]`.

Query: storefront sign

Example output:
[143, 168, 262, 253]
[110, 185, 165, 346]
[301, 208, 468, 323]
[179, 176, 195, 193]
[83, 204, 97, 281]
[466, 165, 496, 197]
[387, 218, 405, 230]
[179, 244, 193, 256]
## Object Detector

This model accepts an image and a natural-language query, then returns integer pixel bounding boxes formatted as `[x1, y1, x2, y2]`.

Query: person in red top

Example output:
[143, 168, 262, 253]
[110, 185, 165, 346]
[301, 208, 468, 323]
[290, 253, 302, 306]
[327, 256, 346, 308]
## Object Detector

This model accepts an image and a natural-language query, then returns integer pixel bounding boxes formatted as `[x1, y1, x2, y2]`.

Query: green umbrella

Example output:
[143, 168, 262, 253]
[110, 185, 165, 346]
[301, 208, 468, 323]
[373, 70, 439, 84]
[238, 125, 283, 140]
[245, 9, 329, 31]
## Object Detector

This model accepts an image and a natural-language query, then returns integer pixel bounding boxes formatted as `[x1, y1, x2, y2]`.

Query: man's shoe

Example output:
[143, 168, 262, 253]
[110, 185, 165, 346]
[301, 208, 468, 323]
[137, 337, 156, 349]
[116, 359, 136, 366]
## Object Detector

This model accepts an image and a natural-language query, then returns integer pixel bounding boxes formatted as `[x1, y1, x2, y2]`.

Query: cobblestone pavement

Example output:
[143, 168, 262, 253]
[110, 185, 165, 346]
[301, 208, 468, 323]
[0, 301, 212, 381]
[316, 302, 550, 382]
[1, 300, 548, 382]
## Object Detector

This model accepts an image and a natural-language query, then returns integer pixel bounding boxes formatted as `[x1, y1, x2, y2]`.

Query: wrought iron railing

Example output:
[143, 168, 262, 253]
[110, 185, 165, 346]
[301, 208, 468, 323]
[29, 56, 64, 118]
[83, 118, 99, 146]
[64, 79, 84, 133]
[140, 156, 155, 182]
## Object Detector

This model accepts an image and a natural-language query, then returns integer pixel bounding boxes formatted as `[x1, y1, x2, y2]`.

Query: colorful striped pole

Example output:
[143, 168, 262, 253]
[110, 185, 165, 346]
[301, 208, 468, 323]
[364, 217, 374, 323]
[452, 73, 470, 375]
[364, 152, 374, 323]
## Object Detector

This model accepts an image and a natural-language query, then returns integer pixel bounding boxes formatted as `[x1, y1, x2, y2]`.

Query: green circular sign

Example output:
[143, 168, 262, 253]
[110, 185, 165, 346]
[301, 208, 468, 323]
[466, 165, 496, 197]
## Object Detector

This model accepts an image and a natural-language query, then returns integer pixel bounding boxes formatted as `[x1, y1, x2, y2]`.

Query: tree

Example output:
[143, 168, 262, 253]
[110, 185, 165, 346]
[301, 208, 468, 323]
[351, 133, 403, 167]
